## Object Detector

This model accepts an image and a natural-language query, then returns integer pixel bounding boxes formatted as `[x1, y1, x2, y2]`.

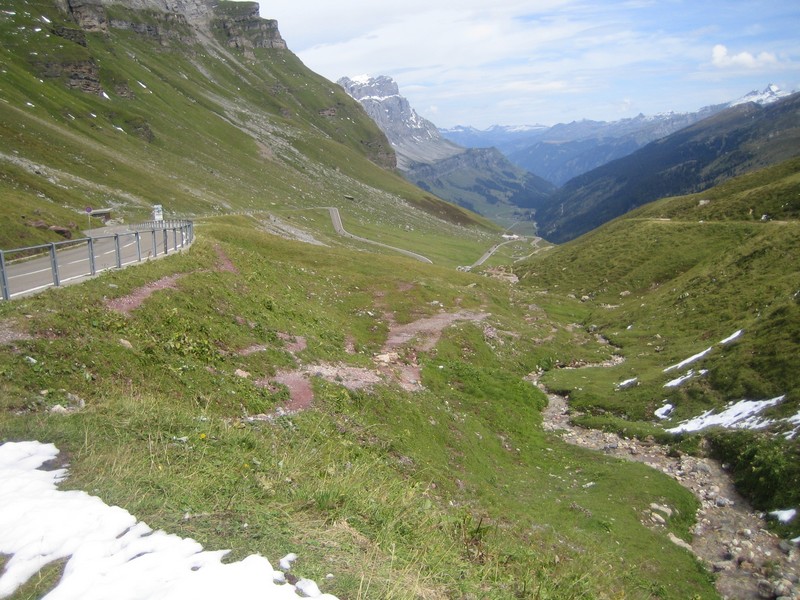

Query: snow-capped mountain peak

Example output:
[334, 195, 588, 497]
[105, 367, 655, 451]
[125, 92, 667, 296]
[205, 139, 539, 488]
[729, 83, 791, 107]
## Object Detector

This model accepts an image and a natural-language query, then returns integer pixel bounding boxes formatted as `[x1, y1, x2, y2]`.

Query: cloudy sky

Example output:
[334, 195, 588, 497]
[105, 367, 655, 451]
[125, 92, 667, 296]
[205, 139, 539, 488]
[257, 1, 800, 128]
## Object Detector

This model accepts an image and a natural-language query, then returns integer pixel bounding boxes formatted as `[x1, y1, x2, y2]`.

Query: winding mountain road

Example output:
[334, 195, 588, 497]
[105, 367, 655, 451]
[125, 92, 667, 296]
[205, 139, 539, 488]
[324, 207, 433, 264]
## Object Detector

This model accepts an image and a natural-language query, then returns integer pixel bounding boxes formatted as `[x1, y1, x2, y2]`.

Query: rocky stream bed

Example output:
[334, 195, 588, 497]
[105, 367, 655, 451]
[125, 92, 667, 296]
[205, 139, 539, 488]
[535, 381, 799, 600]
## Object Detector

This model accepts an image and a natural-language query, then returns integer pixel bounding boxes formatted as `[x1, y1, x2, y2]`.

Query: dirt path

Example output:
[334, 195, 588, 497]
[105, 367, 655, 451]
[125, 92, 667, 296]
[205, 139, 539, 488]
[536, 380, 799, 600]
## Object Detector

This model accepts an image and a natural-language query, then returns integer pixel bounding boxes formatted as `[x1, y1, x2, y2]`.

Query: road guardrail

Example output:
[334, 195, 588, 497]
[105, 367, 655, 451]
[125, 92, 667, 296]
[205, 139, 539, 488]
[0, 220, 194, 301]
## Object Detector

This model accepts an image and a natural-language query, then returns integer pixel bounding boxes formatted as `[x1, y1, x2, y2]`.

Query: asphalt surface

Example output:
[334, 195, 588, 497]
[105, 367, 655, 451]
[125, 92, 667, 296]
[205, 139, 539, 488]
[2, 226, 189, 300]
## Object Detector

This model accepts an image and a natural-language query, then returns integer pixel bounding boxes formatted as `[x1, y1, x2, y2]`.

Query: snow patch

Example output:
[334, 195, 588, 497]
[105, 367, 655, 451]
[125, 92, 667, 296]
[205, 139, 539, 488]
[769, 508, 797, 523]
[663, 347, 712, 373]
[0, 441, 338, 599]
[666, 396, 784, 433]
[616, 377, 638, 390]
[719, 329, 743, 344]
[664, 369, 708, 388]
[654, 403, 674, 419]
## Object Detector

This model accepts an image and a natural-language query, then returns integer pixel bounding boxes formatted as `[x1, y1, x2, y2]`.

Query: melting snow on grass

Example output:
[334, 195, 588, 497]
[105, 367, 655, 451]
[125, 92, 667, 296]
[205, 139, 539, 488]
[663, 369, 707, 388]
[769, 509, 797, 523]
[615, 377, 638, 390]
[719, 329, 743, 344]
[0, 441, 338, 600]
[654, 403, 674, 419]
[785, 410, 800, 439]
[663, 346, 713, 373]
[666, 396, 784, 433]
[663, 329, 744, 374]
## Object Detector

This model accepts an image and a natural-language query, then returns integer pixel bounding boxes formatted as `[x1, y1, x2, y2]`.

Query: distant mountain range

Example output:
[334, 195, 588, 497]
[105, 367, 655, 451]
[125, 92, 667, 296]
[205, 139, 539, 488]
[338, 75, 554, 233]
[340, 76, 799, 243]
[442, 84, 794, 186]
[534, 92, 800, 242]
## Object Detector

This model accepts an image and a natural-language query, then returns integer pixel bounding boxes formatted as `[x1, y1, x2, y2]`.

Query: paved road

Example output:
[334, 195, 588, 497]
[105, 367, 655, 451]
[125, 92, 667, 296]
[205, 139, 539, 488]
[2, 227, 188, 300]
[325, 207, 433, 264]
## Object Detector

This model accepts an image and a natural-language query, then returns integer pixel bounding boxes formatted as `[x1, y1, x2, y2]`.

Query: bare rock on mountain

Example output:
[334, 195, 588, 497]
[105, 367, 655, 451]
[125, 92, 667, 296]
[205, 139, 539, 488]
[338, 75, 463, 170]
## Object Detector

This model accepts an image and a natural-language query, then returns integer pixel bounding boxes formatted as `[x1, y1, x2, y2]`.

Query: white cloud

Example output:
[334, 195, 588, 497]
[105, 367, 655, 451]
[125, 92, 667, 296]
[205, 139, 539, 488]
[260, 1, 800, 127]
[711, 44, 778, 69]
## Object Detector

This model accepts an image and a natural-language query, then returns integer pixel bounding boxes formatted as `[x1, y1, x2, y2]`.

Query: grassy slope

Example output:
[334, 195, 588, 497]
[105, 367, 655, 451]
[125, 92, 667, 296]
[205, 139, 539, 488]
[4, 1, 790, 597]
[0, 219, 716, 599]
[519, 158, 800, 536]
[0, 0, 495, 264]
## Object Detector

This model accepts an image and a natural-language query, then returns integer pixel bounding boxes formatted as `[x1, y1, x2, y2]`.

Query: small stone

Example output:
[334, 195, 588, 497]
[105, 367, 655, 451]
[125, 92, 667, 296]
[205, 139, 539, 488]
[50, 404, 68, 414]
[773, 579, 793, 597]
[119, 338, 133, 349]
[756, 579, 774, 599]
[779, 540, 794, 555]
[692, 461, 711, 474]
[234, 368, 250, 378]
[739, 560, 756, 573]
[667, 532, 693, 553]
[651, 512, 666, 524]
[650, 503, 673, 518]
[712, 561, 733, 572]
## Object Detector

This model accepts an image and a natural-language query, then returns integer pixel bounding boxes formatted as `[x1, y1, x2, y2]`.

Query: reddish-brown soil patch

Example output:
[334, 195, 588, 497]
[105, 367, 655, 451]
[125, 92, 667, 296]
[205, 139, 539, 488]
[213, 244, 238, 273]
[259, 309, 491, 410]
[277, 332, 307, 354]
[105, 274, 184, 315]
[272, 371, 314, 412]
[384, 310, 489, 352]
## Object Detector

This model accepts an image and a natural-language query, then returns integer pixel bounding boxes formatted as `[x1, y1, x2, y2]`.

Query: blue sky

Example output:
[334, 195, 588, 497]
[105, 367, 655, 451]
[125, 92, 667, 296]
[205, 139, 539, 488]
[257, 1, 799, 128]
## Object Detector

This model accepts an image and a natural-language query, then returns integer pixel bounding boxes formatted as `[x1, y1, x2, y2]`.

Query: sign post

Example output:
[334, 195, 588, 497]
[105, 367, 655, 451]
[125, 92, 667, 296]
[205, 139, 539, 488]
[85, 206, 92, 228]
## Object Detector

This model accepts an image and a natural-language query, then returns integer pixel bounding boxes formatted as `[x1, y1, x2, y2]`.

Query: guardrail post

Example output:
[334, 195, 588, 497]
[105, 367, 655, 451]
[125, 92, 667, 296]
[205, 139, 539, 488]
[0, 250, 9, 301]
[151, 229, 157, 258]
[135, 231, 141, 262]
[49, 243, 60, 287]
[88, 237, 96, 276]
[114, 234, 122, 269]
[163, 229, 169, 255]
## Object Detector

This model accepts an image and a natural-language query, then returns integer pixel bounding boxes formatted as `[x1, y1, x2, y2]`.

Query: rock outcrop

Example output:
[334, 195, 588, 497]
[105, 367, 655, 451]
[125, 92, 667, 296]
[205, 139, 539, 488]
[212, 2, 286, 59]
[338, 75, 463, 170]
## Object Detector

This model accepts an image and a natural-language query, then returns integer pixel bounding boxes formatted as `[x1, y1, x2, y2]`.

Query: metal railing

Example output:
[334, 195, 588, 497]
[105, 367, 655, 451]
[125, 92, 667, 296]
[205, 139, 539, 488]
[0, 220, 194, 301]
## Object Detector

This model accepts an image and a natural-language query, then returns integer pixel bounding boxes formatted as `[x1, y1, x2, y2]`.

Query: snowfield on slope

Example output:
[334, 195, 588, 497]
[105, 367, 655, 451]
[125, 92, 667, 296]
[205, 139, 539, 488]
[0, 441, 338, 600]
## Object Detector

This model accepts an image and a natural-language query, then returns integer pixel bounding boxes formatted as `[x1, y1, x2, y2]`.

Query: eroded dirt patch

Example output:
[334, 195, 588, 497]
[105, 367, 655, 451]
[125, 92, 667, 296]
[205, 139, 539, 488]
[105, 274, 184, 315]
[105, 246, 239, 315]
[253, 308, 491, 415]
[213, 244, 238, 274]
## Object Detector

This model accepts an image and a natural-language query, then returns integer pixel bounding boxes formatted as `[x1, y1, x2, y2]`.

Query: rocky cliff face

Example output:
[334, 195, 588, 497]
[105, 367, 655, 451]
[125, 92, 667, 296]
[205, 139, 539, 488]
[49, 0, 286, 96]
[338, 75, 462, 170]
[212, 1, 286, 58]
[62, 0, 285, 50]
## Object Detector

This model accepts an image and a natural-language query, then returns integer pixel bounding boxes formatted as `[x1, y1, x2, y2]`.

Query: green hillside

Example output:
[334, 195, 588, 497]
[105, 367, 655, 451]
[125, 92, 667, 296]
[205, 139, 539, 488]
[0, 0, 494, 261]
[535, 96, 800, 243]
[519, 157, 800, 532]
